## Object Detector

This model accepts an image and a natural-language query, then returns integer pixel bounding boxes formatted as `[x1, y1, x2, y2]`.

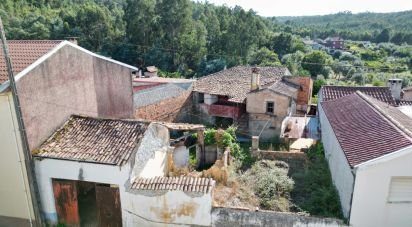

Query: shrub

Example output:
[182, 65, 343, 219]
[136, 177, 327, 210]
[242, 160, 294, 210]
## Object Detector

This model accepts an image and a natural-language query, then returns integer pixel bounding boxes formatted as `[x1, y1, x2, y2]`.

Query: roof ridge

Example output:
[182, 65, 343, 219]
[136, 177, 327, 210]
[356, 91, 412, 139]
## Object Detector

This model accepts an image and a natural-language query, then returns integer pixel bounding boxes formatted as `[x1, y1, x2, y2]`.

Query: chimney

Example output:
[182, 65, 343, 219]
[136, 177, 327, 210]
[251, 67, 260, 91]
[387, 78, 402, 101]
[65, 36, 78, 45]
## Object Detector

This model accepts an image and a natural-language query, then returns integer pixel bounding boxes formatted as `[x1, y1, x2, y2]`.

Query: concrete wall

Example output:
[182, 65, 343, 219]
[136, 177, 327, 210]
[247, 90, 294, 140]
[173, 146, 189, 168]
[16, 44, 134, 150]
[319, 104, 354, 218]
[350, 147, 412, 227]
[123, 190, 212, 227]
[0, 92, 35, 225]
[34, 121, 213, 227]
[131, 123, 170, 180]
[211, 207, 345, 227]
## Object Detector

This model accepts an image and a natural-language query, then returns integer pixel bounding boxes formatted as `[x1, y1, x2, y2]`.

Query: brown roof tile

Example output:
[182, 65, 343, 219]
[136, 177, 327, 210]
[132, 176, 215, 193]
[194, 66, 290, 103]
[0, 40, 63, 84]
[34, 115, 148, 165]
[321, 93, 412, 167]
[321, 85, 396, 105]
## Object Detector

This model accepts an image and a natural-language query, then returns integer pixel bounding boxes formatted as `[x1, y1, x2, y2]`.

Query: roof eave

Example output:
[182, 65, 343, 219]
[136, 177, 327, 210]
[354, 145, 412, 170]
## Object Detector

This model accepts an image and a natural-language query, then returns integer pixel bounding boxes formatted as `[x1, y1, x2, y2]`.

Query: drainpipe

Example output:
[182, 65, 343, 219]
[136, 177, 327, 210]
[0, 17, 43, 226]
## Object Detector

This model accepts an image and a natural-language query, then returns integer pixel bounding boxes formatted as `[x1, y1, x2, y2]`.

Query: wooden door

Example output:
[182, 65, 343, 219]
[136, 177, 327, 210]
[95, 184, 122, 227]
[52, 179, 80, 227]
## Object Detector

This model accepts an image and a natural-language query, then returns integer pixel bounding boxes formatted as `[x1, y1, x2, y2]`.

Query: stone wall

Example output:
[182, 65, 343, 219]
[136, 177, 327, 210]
[135, 91, 192, 122]
[211, 207, 345, 227]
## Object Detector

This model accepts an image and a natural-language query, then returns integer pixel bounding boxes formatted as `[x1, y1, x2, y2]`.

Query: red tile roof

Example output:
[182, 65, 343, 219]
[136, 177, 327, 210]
[321, 92, 412, 167]
[0, 40, 63, 84]
[34, 115, 148, 165]
[321, 85, 396, 105]
[132, 176, 215, 193]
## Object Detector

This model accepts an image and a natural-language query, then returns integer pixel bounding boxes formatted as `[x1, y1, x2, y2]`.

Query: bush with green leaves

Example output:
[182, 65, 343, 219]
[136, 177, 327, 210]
[241, 160, 294, 210]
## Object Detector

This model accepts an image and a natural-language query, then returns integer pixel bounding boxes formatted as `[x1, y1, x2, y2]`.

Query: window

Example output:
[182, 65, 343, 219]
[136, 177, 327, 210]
[388, 177, 412, 203]
[266, 101, 274, 113]
[198, 93, 204, 103]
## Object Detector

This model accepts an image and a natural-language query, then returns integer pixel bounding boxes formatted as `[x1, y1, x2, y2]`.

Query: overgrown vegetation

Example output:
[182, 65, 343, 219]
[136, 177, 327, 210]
[290, 143, 343, 219]
[240, 160, 294, 211]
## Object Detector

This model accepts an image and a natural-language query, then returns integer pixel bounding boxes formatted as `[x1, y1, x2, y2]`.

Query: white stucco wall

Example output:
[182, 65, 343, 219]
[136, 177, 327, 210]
[350, 147, 412, 227]
[319, 104, 354, 218]
[0, 92, 35, 221]
[131, 123, 170, 180]
[204, 93, 218, 105]
[34, 158, 130, 224]
[173, 146, 189, 168]
[123, 190, 212, 226]
[33, 122, 214, 226]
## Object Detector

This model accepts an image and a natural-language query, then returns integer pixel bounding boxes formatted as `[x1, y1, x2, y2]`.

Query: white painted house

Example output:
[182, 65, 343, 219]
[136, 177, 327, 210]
[319, 91, 412, 227]
[33, 115, 214, 226]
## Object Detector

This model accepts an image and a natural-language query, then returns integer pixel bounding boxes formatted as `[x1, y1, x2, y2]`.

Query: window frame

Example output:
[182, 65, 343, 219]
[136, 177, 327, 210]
[266, 101, 274, 114]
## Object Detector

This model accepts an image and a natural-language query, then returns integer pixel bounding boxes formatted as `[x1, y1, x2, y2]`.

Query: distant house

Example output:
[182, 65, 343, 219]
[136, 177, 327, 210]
[193, 66, 313, 140]
[319, 79, 408, 106]
[325, 37, 344, 49]
[33, 115, 214, 226]
[319, 91, 412, 227]
[0, 40, 137, 225]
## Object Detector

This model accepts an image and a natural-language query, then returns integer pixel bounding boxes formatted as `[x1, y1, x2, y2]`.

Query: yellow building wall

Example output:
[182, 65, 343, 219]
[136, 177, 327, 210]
[0, 92, 35, 221]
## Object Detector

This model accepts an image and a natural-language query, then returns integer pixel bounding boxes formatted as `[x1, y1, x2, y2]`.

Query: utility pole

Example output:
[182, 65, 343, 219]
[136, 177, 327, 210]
[0, 17, 42, 226]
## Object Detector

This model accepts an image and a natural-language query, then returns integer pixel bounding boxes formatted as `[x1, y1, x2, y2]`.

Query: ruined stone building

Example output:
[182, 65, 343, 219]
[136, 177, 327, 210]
[192, 66, 312, 140]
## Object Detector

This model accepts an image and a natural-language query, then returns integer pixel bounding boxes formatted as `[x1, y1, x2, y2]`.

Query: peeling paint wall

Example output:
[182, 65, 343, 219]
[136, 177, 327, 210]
[131, 123, 170, 180]
[34, 158, 130, 225]
[123, 190, 212, 227]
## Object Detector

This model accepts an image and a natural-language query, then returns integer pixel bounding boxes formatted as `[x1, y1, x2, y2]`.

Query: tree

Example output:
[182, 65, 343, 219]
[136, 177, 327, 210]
[302, 51, 333, 78]
[313, 79, 326, 96]
[375, 28, 391, 43]
[247, 47, 281, 67]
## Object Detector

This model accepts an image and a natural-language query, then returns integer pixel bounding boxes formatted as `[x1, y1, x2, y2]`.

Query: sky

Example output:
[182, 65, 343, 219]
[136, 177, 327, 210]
[198, 0, 412, 17]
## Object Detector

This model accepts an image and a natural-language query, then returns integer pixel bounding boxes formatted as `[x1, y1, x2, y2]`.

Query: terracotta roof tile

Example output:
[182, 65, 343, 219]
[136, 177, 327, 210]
[132, 176, 215, 193]
[321, 85, 396, 105]
[321, 93, 412, 167]
[0, 40, 63, 84]
[34, 115, 148, 165]
[194, 66, 290, 103]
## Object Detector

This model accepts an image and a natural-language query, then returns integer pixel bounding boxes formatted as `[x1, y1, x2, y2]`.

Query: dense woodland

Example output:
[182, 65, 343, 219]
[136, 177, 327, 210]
[277, 11, 412, 44]
[0, 0, 411, 87]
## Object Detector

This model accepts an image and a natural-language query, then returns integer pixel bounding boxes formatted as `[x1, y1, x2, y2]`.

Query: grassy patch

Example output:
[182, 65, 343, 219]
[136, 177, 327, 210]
[290, 143, 343, 219]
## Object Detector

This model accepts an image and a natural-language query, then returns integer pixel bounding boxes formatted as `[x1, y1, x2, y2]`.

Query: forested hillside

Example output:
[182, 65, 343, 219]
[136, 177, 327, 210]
[0, 0, 411, 85]
[276, 11, 412, 44]
[1, 0, 300, 77]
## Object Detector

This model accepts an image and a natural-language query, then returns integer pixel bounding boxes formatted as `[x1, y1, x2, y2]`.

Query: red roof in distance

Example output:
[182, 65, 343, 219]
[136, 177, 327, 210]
[0, 40, 63, 84]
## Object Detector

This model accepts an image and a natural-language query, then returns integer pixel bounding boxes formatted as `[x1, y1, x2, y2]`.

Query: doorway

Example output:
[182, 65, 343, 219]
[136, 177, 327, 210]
[52, 179, 122, 227]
